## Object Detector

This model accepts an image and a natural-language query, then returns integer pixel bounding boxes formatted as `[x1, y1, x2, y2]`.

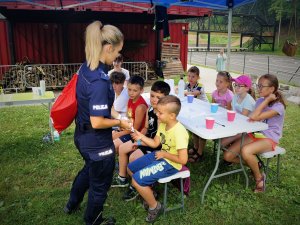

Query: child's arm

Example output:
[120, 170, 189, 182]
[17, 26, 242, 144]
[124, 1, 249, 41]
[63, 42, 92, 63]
[139, 108, 149, 135]
[132, 130, 161, 148]
[226, 101, 232, 110]
[249, 94, 278, 121]
[155, 149, 188, 165]
[133, 104, 148, 131]
[241, 108, 251, 116]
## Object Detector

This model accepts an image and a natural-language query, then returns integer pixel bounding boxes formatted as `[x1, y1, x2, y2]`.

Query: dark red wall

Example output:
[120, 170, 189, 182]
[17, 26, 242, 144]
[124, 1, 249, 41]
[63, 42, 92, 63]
[0, 21, 188, 70]
[0, 20, 11, 65]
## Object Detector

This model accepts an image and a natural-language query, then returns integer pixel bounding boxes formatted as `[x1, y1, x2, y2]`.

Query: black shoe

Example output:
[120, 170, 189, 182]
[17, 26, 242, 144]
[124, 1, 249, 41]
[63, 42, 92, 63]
[100, 217, 116, 225]
[63, 204, 80, 214]
[122, 186, 139, 201]
[222, 160, 233, 167]
[111, 176, 129, 188]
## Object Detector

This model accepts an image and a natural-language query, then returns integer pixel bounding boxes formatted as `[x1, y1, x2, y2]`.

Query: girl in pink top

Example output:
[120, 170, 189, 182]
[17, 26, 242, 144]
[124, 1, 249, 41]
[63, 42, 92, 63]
[212, 71, 234, 110]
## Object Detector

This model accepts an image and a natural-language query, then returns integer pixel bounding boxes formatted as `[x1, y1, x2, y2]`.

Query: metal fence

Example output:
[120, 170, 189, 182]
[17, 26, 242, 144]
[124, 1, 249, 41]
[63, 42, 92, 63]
[24, 63, 81, 89]
[0, 62, 149, 92]
[122, 61, 148, 81]
[0, 65, 26, 92]
[188, 50, 300, 86]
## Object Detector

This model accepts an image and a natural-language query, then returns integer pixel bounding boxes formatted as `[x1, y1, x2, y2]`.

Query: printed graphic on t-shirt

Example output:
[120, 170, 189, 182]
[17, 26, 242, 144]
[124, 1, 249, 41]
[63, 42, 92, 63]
[160, 133, 171, 152]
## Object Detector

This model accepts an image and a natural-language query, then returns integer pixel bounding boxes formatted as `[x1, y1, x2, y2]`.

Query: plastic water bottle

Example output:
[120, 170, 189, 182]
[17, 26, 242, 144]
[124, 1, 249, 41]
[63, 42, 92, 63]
[178, 76, 185, 100]
[53, 130, 60, 142]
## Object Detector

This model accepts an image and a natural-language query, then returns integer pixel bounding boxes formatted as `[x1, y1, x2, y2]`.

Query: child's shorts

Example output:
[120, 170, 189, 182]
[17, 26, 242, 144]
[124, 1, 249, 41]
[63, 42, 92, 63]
[128, 152, 178, 187]
[248, 132, 277, 150]
[139, 144, 162, 155]
[119, 134, 133, 143]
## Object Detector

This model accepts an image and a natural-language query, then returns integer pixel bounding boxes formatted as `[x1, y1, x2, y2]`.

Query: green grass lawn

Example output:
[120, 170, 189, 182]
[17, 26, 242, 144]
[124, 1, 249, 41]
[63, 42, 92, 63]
[0, 104, 299, 225]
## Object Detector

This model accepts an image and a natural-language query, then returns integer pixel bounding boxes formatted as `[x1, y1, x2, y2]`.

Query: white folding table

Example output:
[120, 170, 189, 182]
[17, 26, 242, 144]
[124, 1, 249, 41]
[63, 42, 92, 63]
[177, 98, 268, 203]
[0, 91, 56, 142]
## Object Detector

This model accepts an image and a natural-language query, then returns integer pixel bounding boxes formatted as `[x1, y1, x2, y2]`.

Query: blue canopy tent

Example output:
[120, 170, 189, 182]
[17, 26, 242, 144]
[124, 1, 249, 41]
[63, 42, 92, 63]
[0, 0, 256, 70]
[110, 0, 256, 71]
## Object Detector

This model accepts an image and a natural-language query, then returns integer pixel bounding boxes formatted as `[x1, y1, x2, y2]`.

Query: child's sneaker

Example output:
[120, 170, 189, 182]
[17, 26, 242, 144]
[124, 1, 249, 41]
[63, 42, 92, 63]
[111, 176, 129, 188]
[122, 186, 139, 201]
[145, 202, 163, 223]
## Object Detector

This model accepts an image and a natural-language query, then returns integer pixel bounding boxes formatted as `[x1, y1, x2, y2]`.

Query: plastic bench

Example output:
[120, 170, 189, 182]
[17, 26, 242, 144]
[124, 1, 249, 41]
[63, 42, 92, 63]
[158, 169, 190, 215]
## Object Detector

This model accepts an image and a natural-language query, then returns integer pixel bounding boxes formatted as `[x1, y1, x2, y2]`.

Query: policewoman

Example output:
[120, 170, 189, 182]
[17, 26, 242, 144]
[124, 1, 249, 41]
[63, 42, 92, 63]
[64, 21, 130, 225]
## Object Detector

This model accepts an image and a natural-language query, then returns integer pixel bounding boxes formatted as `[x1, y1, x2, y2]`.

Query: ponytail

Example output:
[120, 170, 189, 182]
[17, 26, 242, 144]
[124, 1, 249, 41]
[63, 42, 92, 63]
[85, 21, 124, 71]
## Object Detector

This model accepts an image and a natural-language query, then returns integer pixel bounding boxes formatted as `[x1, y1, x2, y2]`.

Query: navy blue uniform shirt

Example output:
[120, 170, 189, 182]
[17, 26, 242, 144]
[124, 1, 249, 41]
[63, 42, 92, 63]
[76, 62, 115, 150]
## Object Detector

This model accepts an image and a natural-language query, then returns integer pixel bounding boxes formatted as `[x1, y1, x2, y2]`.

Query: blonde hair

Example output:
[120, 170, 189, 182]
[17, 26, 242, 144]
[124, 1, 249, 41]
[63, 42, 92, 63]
[85, 21, 124, 70]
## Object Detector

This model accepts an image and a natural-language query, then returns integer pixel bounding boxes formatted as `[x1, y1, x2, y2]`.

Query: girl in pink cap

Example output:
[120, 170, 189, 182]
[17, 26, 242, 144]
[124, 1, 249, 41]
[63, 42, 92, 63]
[221, 75, 256, 147]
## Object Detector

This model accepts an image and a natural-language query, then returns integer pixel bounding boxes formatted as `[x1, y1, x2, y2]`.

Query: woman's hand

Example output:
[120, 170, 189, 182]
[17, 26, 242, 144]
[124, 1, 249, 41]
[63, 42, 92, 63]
[119, 119, 131, 130]
[155, 151, 165, 160]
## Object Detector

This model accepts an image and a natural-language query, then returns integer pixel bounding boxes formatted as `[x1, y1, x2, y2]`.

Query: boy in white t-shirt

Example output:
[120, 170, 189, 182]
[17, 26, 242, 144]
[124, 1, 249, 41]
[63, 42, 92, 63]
[110, 71, 129, 117]
[108, 54, 130, 87]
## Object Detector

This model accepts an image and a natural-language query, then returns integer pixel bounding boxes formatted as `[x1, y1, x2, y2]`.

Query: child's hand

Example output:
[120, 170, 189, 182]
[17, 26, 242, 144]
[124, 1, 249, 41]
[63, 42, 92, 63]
[132, 142, 138, 151]
[266, 93, 277, 102]
[131, 130, 143, 141]
[155, 151, 165, 160]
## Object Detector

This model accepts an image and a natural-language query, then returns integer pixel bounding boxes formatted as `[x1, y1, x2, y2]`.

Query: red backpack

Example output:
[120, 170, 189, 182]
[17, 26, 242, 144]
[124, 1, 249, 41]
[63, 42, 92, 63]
[50, 73, 78, 134]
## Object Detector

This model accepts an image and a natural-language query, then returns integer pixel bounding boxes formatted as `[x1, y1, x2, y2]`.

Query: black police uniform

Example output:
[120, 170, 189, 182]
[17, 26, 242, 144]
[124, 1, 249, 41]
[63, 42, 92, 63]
[65, 62, 115, 225]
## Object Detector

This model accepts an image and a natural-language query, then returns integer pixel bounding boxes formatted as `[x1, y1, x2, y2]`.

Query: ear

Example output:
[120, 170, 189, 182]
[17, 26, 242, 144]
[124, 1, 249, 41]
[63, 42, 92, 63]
[170, 112, 177, 120]
[105, 44, 113, 53]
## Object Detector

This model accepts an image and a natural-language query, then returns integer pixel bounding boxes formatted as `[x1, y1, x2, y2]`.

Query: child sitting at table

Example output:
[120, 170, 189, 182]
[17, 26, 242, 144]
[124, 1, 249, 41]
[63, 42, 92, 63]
[110, 71, 129, 118]
[184, 66, 208, 162]
[221, 75, 256, 147]
[223, 74, 286, 193]
[112, 76, 148, 187]
[184, 66, 208, 102]
[108, 54, 130, 87]
[212, 71, 234, 110]
[128, 95, 189, 223]
[112, 81, 170, 193]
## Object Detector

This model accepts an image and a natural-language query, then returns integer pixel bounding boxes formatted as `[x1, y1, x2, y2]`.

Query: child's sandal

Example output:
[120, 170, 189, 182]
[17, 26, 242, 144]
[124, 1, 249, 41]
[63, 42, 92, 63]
[188, 152, 203, 163]
[254, 173, 266, 193]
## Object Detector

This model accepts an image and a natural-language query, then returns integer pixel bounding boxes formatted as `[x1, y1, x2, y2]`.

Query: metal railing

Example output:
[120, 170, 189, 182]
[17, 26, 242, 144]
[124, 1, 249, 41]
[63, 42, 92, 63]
[23, 63, 81, 89]
[0, 65, 26, 92]
[188, 51, 300, 86]
[1, 62, 149, 92]
[122, 61, 148, 81]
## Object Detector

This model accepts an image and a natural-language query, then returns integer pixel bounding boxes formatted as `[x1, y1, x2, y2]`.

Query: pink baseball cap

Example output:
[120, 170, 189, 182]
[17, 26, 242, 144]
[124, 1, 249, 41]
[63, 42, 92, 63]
[232, 75, 252, 88]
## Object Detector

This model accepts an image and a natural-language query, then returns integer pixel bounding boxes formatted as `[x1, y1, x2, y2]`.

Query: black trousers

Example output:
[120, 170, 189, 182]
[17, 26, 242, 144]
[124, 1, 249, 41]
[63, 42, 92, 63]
[66, 129, 115, 225]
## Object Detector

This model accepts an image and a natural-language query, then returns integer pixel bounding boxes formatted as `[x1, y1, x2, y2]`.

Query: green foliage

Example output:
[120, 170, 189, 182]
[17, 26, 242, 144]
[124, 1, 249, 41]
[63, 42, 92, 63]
[0, 104, 300, 225]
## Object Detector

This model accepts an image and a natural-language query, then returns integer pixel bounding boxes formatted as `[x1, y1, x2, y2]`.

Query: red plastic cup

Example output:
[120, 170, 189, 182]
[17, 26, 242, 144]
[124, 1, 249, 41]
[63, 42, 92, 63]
[227, 110, 236, 122]
[205, 117, 215, 129]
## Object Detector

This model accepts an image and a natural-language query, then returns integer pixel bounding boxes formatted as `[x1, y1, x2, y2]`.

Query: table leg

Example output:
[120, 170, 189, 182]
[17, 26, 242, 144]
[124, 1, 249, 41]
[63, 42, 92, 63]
[239, 133, 249, 188]
[48, 102, 54, 143]
[201, 139, 221, 204]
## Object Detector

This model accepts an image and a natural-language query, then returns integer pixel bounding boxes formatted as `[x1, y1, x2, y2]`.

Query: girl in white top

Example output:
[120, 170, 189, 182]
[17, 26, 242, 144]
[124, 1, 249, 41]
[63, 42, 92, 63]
[108, 54, 130, 86]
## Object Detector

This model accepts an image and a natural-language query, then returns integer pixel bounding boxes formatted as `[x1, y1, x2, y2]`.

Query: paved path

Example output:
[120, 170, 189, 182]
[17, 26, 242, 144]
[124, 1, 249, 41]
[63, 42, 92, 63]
[188, 52, 300, 86]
